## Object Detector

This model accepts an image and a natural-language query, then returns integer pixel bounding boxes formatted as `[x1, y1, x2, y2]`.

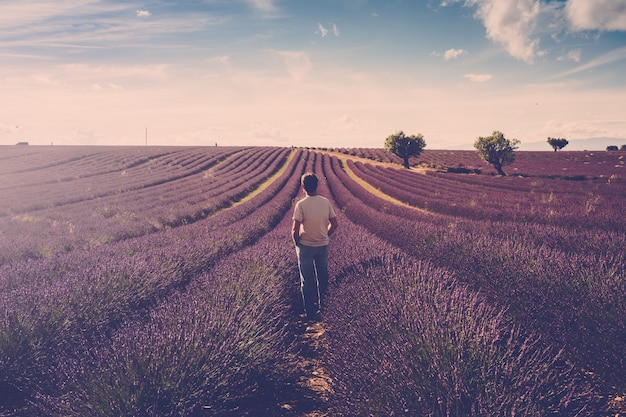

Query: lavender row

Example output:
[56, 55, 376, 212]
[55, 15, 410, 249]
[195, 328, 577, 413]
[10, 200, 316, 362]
[0, 150, 307, 412]
[0, 146, 161, 177]
[83, 147, 289, 226]
[341, 148, 626, 178]
[325, 153, 625, 395]
[508, 150, 626, 178]
[3, 146, 286, 217]
[1, 146, 260, 215]
[423, 165, 626, 206]
[324, 257, 593, 416]
[0, 146, 208, 196]
[38, 240, 297, 416]
[0, 146, 239, 189]
[0, 147, 243, 215]
[349, 159, 626, 231]
[333, 154, 626, 257]
[331, 153, 626, 263]
[0, 148, 303, 294]
[0, 148, 290, 264]
[426, 168, 624, 193]
[330, 151, 626, 272]
[352, 159, 617, 223]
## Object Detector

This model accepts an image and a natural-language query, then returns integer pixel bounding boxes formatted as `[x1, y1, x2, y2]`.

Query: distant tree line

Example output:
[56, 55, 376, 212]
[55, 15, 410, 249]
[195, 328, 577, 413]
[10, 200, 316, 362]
[546, 137, 626, 152]
[384, 130, 625, 174]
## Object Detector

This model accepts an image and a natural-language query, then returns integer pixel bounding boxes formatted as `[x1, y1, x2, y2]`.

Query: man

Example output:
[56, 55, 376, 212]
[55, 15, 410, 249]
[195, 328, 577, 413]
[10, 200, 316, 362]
[292, 173, 338, 320]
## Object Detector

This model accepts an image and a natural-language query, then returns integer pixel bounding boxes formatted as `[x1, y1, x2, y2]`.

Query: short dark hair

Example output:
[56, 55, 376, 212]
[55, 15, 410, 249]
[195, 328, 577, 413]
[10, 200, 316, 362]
[301, 173, 318, 194]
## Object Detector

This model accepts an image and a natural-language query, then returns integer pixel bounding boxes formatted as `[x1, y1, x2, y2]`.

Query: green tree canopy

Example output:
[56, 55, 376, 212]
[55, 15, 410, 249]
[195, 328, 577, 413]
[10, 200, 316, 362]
[547, 137, 569, 152]
[474, 131, 520, 176]
[384, 131, 426, 168]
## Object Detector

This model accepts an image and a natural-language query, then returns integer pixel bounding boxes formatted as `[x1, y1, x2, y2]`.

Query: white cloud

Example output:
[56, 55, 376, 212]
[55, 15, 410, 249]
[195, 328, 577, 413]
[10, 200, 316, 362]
[566, 0, 626, 31]
[0, 2, 224, 54]
[316, 23, 340, 38]
[557, 49, 581, 62]
[317, 23, 329, 37]
[466, 0, 542, 63]
[0, 1, 123, 28]
[443, 0, 626, 63]
[557, 46, 626, 77]
[444, 48, 467, 60]
[464, 73, 494, 82]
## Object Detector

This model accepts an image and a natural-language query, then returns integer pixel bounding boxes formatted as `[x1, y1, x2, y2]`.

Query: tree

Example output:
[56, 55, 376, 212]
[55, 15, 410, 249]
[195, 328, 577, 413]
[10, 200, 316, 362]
[547, 137, 568, 152]
[474, 131, 520, 176]
[384, 131, 426, 169]
[607, 145, 619, 151]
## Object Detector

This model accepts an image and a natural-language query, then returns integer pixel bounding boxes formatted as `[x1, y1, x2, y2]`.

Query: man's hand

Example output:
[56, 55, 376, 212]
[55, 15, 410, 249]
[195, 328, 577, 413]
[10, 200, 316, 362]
[291, 219, 302, 245]
[328, 217, 338, 237]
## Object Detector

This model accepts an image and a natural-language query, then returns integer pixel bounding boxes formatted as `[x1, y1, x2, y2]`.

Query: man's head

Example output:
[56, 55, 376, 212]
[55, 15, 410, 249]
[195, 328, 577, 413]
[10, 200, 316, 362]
[301, 173, 318, 194]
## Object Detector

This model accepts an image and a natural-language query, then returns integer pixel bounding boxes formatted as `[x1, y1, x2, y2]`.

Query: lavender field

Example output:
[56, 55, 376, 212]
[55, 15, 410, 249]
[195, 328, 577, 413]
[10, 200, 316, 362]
[1, 145, 624, 416]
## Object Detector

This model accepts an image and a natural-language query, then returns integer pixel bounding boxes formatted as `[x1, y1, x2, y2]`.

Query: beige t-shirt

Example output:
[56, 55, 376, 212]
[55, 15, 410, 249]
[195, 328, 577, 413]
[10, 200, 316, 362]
[293, 195, 336, 247]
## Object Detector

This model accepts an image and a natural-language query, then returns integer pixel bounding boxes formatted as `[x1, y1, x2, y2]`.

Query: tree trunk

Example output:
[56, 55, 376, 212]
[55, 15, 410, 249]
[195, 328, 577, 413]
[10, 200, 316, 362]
[403, 156, 410, 169]
[494, 164, 506, 176]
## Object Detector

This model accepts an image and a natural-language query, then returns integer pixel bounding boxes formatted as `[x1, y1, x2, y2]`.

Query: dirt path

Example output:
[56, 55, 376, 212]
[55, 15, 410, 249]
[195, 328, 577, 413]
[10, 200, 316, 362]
[271, 316, 332, 417]
[294, 320, 332, 417]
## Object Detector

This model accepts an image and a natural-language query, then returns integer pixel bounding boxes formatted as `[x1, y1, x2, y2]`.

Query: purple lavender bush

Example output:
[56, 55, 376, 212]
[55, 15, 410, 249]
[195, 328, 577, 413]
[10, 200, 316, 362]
[324, 258, 593, 416]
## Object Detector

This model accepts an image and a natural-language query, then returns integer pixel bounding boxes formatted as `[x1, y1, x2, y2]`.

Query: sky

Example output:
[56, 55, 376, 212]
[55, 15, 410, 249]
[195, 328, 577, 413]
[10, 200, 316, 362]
[1, 0, 626, 150]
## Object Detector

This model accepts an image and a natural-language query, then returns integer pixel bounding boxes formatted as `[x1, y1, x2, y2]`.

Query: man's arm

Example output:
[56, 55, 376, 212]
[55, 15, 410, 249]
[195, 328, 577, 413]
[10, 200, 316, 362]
[292, 219, 301, 245]
[328, 216, 338, 237]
